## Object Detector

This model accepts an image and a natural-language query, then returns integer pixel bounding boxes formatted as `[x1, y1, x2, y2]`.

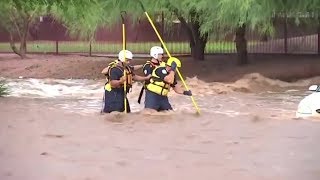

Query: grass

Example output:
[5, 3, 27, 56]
[0, 80, 9, 97]
[0, 41, 238, 54]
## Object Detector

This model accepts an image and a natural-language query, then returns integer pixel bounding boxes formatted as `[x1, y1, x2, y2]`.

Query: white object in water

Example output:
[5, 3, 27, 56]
[296, 85, 320, 118]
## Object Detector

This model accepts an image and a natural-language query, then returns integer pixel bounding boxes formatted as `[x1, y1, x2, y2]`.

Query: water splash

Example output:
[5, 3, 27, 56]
[2, 73, 314, 117]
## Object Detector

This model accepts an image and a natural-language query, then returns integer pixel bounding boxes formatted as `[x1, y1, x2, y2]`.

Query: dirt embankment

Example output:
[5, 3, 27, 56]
[0, 53, 319, 82]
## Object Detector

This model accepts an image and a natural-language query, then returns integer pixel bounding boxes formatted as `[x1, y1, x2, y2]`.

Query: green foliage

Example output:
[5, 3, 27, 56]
[194, 0, 319, 39]
[0, 0, 49, 58]
[50, 0, 154, 41]
[1, 0, 318, 59]
[51, 0, 117, 40]
[0, 0, 49, 35]
[0, 80, 9, 97]
[217, 0, 275, 35]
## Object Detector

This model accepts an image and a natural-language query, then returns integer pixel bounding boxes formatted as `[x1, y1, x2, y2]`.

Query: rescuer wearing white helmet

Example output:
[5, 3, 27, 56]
[137, 46, 166, 104]
[101, 49, 151, 113]
[145, 46, 165, 75]
[143, 57, 192, 113]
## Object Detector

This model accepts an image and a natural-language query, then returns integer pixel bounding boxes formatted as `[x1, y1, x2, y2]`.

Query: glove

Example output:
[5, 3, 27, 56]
[183, 90, 192, 96]
[170, 61, 177, 71]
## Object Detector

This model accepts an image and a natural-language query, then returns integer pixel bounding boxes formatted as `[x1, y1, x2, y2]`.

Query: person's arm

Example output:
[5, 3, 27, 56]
[128, 65, 151, 82]
[163, 71, 175, 84]
[154, 67, 175, 84]
[170, 76, 181, 94]
[173, 85, 184, 94]
[101, 67, 109, 75]
[110, 77, 125, 88]
[109, 68, 125, 88]
[163, 61, 178, 84]
[173, 85, 192, 96]
[132, 64, 144, 71]
[171, 76, 192, 96]
[133, 74, 151, 81]
[143, 64, 153, 76]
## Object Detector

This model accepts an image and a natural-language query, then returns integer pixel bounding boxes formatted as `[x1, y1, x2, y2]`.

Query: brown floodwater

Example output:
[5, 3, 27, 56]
[1, 75, 320, 180]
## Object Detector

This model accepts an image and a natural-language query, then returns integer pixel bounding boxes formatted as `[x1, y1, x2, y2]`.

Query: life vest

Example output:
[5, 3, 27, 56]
[142, 60, 165, 72]
[142, 60, 153, 70]
[103, 60, 118, 80]
[142, 60, 165, 85]
[146, 65, 171, 96]
[104, 61, 133, 92]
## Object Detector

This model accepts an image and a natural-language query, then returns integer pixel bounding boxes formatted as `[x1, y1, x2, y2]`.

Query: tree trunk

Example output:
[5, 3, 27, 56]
[19, 21, 30, 59]
[190, 34, 207, 61]
[318, 16, 320, 54]
[9, 32, 21, 57]
[89, 41, 92, 56]
[19, 33, 27, 59]
[235, 24, 248, 65]
[9, 20, 29, 59]
[177, 15, 208, 61]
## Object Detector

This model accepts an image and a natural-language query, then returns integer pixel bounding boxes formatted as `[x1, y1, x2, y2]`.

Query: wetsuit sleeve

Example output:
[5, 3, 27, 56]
[154, 67, 168, 81]
[143, 64, 153, 76]
[110, 67, 123, 81]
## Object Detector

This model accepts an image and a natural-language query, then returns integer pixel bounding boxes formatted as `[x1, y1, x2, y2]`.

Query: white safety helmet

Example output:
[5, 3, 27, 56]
[150, 46, 164, 59]
[118, 50, 133, 62]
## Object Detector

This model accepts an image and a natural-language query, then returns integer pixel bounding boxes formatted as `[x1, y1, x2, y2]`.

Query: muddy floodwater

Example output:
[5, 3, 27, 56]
[1, 75, 320, 180]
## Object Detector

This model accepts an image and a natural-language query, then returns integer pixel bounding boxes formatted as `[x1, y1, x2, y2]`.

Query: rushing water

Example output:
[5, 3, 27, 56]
[1, 74, 315, 117]
[1, 75, 320, 180]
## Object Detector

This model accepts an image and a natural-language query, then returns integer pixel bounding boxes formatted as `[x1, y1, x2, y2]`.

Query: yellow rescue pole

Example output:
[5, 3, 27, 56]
[121, 12, 127, 113]
[138, 2, 201, 115]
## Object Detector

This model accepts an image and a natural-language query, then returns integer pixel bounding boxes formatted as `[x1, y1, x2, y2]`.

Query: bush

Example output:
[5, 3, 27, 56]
[0, 80, 9, 97]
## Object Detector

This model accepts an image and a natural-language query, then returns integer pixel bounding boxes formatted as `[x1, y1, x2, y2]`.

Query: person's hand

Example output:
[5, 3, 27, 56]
[146, 74, 152, 80]
[170, 61, 177, 71]
[183, 90, 192, 96]
[120, 76, 126, 84]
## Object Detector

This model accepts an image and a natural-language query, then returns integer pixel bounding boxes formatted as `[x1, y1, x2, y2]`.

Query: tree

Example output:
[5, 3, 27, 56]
[0, 0, 49, 59]
[204, 0, 277, 65]
[210, 0, 318, 65]
[137, 0, 215, 61]
[164, 0, 211, 61]
[92, 0, 215, 61]
[0, 80, 9, 97]
[51, 0, 216, 61]
[51, 0, 121, 42]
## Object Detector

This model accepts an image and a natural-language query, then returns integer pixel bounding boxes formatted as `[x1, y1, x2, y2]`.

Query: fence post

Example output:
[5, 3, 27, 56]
[318, 17, 320, 54]
[161, 11, 164, 49]
[284, 13, 288, 54]
[55, 40, 59, 55]
[89, 41, 92, 56]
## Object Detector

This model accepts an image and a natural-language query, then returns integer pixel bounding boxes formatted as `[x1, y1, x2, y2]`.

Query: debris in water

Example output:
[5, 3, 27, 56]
[44, 134, 64, 138]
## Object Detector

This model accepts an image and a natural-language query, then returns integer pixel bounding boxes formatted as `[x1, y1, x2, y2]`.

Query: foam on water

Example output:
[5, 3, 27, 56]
[3, 73, 318, 98]
[5, 78, 104, 99]
[1, 73, 316, 117]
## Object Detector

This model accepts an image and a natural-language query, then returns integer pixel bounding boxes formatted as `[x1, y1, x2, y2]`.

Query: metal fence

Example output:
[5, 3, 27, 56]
[0, 16, 319, 55]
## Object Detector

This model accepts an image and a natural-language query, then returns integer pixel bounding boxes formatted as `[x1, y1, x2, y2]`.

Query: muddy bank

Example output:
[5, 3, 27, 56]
[0, 53, 319, 82]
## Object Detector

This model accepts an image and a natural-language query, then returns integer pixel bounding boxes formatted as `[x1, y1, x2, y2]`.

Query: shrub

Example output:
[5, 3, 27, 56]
[0, 80, 9, 97]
